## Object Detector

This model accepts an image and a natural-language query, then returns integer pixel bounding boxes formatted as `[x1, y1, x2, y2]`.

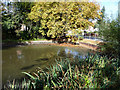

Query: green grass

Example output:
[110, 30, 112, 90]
[3, 54, 120, 89]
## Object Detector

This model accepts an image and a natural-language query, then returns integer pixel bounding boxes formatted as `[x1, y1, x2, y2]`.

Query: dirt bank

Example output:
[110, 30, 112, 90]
[2, 40, 99, 51]
[49, 43, 98, 51]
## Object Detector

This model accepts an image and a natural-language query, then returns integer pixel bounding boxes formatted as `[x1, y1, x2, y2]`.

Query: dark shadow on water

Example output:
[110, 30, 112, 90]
[35, 58, 49, 62]
[21, 65, 35, 70]
[2, 42, 28, 50]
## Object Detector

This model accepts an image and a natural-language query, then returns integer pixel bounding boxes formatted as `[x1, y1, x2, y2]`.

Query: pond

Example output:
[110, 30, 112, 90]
[2, 44, 90, 85]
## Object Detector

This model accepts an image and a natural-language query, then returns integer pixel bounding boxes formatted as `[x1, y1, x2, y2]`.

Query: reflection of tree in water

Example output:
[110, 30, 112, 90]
[65, 48, 74, 58]
[16, 50, 24, 60]
[40, 52, 57, 60]
[57, 48, 67, 57]
[57, 48, 74, 59]
[57, 48, 87, 60]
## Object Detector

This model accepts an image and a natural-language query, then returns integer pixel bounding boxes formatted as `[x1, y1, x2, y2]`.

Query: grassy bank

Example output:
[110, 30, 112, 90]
[3, 53, 120, 89]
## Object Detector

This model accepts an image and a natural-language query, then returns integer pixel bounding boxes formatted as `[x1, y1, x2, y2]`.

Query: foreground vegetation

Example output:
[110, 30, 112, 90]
[4, 54, 120, 89]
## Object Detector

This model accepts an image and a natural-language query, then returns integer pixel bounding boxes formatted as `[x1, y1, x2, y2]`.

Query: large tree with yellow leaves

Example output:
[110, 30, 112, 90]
[28, 1, 101, 38]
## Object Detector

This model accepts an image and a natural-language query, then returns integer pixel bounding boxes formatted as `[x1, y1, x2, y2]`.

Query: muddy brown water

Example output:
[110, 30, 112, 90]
[2, 44, 90, 85]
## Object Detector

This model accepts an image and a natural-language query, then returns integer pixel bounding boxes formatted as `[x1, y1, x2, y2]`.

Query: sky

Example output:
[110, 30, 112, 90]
[2, 0, 120, 20]
[97, 0, 119, 20]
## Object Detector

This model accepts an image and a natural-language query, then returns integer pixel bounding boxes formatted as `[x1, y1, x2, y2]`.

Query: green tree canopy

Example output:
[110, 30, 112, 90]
[2, 2, 35, 40]
[97, 17, 120, 59]
[28, 2, 101, 38]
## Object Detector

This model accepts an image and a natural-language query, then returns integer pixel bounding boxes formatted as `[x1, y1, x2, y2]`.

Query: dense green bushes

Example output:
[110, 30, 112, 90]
[4, 54, 120, 89]
[98, 17, 120, 58]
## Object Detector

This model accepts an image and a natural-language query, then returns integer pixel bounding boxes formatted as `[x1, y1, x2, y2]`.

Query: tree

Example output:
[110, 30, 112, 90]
[13, 2, 36, 40]
[96, 6, 106, 37]
[2, 1, 35, 40]
[98, 17, 120, 58]
[2, 2, 19, 39]
[28, 2, 101, 39]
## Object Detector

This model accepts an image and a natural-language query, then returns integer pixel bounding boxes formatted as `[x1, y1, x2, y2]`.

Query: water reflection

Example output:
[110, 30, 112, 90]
[57, 47, 87, 59]
[2, 45, 89, 85]
[65, 48, 79, 58]
[16, 50, 24, 59]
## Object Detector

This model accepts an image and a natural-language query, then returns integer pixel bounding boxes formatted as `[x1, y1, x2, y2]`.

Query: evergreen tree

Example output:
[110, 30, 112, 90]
[97, 6, 106, 37]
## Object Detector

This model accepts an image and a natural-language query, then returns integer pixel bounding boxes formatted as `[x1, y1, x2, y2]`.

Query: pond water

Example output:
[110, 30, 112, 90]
[2, 44, 90, 85]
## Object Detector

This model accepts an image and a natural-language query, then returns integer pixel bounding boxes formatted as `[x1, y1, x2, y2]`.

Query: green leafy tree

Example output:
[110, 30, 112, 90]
[2, 1, 35, 40]
[98, 17, 120, 59]
[2, 2, 19, 39]
[28, 2, 101, 39]
[97, 5, 120, 66]
[13, 2, 36, 40]
[96, 6, 106, 37]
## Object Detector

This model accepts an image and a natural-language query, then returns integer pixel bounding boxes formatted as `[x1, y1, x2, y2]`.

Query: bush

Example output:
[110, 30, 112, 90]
[97, 42, 118, 58]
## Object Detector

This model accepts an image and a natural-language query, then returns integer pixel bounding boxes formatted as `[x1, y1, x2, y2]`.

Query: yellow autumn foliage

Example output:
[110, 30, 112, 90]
[28, 1, 101, 38]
